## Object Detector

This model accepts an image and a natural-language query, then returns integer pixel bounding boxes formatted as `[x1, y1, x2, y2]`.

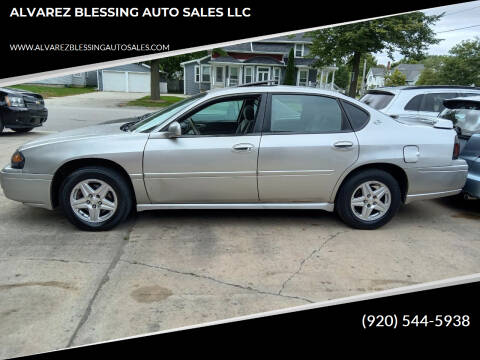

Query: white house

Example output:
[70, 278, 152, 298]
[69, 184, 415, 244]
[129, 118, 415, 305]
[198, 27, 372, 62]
[366, 63, 425, 89]
[366, 67, 386, 89]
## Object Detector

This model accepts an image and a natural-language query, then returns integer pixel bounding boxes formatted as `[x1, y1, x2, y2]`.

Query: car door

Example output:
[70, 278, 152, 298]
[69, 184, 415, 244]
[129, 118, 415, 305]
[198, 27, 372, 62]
[143, 94, 265, 203]
[258, 93, 359, 202]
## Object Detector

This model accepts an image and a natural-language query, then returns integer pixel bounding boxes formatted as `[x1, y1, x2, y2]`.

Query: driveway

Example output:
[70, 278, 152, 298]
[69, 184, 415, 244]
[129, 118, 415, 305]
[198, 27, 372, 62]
[41, 92, 154, 132]
[1, 132, 480, 358]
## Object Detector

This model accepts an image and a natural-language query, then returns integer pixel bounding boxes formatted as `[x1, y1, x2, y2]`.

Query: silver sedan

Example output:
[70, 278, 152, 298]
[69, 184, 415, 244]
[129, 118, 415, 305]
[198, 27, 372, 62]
[0, 86, 468, 231]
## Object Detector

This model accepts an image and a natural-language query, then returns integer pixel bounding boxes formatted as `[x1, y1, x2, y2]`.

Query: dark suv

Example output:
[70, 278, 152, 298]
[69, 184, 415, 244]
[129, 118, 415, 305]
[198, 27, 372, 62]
[0, 87, 48, 134]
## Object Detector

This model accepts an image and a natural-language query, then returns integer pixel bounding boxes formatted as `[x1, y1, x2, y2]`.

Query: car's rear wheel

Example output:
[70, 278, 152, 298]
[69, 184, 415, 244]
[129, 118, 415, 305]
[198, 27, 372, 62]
[13, 127, 34, 133]
[335, 169, 401, 230]
[59, 166, 132, 231]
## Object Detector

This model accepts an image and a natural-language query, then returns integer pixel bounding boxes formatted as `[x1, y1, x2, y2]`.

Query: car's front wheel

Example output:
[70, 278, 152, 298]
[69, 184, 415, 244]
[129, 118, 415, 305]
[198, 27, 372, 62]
[59, 167, 133, 231]
[335, 169, 401, 230]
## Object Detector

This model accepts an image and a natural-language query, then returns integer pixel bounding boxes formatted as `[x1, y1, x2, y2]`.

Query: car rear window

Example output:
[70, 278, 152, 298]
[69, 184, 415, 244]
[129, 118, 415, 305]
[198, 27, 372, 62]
[268, 94, 350, 133]
[404, 94, 423, 111]
[419, 93, 459, 113]
[360, 92, 394, 110]
[341, 101, 370, 131]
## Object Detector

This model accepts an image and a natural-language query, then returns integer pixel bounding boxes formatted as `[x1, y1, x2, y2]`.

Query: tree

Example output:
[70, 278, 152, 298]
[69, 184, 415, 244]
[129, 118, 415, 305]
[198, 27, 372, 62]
[442, 38, 480, 86]
[384, 68, 407, 86]
[415, 55, 449, 85]
[284, 48, 295, 85]
[308, 12, 442, 97]
[416, 39, 480, 86]
[150, 59, 161, 100]
[155, 50, 208, 80]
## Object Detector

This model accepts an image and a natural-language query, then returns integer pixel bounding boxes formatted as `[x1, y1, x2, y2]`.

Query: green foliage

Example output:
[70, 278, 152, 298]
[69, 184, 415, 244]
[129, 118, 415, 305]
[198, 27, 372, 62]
[308, 12, 441, 96]
[211, 48, 228, 57]
[284, 48, 296, 85]
[150, 51, 208, 80]
[384, 68, 407, 86]
[416, 38, 480, 86]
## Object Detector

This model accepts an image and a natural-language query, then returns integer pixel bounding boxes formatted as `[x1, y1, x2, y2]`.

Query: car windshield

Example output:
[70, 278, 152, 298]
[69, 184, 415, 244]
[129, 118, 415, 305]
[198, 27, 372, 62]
[129, 93, 206, 133]
[360, 92, 394, 110]
[439, 106, 480, 137]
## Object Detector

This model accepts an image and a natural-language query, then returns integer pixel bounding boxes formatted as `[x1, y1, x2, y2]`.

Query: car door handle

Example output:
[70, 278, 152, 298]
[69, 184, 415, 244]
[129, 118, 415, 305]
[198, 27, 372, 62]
[232, 143, 254, 152]
[333, 141, 354, 149]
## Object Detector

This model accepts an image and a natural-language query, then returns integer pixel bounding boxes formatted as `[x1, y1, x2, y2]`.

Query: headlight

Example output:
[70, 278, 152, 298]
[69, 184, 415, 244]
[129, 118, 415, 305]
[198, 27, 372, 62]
[11, 151, 25, 169]
[5, 95, 25, 108]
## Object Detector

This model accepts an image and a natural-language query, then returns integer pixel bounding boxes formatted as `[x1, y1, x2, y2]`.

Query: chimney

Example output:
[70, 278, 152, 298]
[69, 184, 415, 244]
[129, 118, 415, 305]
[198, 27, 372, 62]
[387, 61, 391, 71]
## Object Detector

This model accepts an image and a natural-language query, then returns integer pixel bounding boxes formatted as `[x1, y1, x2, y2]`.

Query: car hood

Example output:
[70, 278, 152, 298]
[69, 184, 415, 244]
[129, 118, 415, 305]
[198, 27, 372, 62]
[19, 123, 128, 150]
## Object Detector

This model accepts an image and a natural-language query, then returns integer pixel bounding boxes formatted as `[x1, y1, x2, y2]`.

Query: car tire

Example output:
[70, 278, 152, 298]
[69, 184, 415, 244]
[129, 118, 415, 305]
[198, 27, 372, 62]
[335, 169, 401, 230]
[13, 127, 34, 133]
[0, 117, 4, 134]
[59, 166, 133, 231]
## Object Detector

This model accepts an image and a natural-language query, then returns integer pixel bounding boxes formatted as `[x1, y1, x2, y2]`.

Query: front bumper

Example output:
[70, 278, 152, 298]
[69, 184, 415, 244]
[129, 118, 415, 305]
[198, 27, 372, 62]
[2, 106, 48, 129]
[0, 165, 53, 209]
[405, 160, 468, 204]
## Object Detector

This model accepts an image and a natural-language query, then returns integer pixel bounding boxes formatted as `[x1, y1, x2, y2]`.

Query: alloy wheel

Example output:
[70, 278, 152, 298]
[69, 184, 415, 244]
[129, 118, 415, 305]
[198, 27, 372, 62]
[69, 179, 117, 223]
[350, 181, 391, 221]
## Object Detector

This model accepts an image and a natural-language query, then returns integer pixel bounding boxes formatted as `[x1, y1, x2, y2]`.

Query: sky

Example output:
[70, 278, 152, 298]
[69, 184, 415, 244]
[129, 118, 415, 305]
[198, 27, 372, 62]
[374, 0, 480, 66]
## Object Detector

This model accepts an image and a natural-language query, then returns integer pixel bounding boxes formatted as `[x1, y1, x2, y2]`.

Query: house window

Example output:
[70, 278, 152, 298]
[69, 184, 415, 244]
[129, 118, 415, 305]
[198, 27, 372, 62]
[294, 44, 304, 58]
[215, 67, 224, 83]
[73, 73, 83, 78]
[297, 69, 308, 86]
[229, 67, 240, 86]
[257, 67, 270, 82]
[244, 66, 253, 84]
[273, 68, 281, 85]
[194, 65, 200, 83]
[201, 65, 211, 83]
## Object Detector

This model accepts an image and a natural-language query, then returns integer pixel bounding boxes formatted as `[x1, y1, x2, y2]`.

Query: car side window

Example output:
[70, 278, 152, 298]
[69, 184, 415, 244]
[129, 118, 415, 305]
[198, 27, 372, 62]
[176, 96, 260, 136]
[268, 94, 349, 134]
[404, 94, 423, 111]
[341, 101, 370, 130]
[419, 93, 458, 113]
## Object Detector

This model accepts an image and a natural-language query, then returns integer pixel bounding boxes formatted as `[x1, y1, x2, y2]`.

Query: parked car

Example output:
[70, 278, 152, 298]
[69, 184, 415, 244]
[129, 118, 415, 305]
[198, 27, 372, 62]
[0, 85, 468, 231]
[440, 96, 480, 199]
[360, 85, 480, 121]
[0, 87, 48, 134]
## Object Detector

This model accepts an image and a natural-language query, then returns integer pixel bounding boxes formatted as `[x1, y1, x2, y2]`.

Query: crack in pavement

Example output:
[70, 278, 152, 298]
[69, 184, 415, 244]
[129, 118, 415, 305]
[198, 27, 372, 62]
[278, 231, 344, 296]
[66, 220, 136, 348]
[119, 259, 315, 304]
[0, 257, 109, 266]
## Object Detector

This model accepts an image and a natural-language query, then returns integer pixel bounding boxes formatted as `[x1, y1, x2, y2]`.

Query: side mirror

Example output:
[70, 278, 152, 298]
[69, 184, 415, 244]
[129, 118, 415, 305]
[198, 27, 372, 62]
[167, 121, 182, 138]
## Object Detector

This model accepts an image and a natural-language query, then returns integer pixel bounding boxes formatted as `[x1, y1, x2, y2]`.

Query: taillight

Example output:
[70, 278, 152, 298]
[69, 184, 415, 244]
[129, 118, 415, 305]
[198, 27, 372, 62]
[453, 135, 460, 160]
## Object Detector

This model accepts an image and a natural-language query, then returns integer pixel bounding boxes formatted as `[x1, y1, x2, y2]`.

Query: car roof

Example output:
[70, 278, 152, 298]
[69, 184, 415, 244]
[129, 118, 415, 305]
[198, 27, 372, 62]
[203, 85, 356, 102]
[367, 85, 480, 95]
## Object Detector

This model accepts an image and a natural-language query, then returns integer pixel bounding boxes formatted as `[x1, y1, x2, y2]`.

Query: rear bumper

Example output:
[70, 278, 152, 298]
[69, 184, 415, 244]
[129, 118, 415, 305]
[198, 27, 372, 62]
[0, 166, 53, 210]
[405, 160, 468, 204]
[2, 106, 48, 128]
[463, 157, 480, 198]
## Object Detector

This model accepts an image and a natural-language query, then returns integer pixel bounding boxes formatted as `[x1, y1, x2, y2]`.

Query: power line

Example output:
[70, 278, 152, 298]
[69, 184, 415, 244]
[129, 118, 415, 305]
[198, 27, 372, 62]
[443, 4, 480, 16]
[437, 24, 480, 33]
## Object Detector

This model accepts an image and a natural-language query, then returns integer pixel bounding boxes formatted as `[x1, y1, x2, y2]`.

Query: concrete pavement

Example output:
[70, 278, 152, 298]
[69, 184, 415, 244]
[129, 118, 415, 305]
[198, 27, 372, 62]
[42, 91, 161, 131]
[1, 132, 480, 358]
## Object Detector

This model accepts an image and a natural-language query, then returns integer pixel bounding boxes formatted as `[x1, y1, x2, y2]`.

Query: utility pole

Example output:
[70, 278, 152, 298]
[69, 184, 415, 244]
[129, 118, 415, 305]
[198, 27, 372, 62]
[361, 57, 367, 96]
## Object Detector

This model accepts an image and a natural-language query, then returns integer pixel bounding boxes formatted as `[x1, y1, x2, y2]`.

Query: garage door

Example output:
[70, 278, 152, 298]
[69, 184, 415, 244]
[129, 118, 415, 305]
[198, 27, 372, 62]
[128, 72, 150, 92]
[102, 71, 127, 92]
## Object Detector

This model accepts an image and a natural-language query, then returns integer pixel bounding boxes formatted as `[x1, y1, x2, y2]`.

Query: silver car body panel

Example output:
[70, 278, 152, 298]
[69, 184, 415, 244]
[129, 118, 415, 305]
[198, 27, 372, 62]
[0, 86, 468, 213]
[143, 134, 261, 203]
